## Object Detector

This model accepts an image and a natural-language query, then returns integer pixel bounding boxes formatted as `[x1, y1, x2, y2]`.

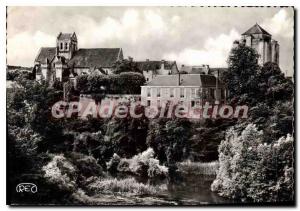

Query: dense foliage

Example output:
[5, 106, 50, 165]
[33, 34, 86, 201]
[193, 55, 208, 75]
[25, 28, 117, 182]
[211, 124, 294, 203]
[76, 72, 145, 94]
[112, 58, 142, 74]
[223, 44, 293, 106]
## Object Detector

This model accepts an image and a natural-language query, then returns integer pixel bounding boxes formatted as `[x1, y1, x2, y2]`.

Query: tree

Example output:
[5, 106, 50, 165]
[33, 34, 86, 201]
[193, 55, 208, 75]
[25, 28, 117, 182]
[113, 58, 142, 74]
[258, 62, 293, 104]
[223, 44, 260, 105]
[211, 124, 294, 203]
[146, 118, 192, 165]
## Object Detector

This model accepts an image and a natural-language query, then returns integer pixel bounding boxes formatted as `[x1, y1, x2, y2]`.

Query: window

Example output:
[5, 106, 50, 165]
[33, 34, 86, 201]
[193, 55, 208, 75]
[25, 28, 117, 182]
[147, 100, 151, 106]
[157, 88, 161, 97]
[191, 100, 195, 107]
[146, 78, 149, 81]
[60, 42, 63, 50]
[180, 88, 185, 98]
[147, 88, 151, 97]
[170, 88, 174, 97]
[65, 42, 68, 50]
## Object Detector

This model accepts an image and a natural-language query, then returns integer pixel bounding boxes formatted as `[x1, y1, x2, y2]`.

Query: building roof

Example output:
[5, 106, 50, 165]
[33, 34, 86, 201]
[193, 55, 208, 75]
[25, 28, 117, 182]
[208, 68, 228, 76]
[145, 74, 224, 87]
[180, 65, 209, 74]
[57, 32, 76, 40]
[35, 47, 57, 64]
[136, 60, 177, 72]
[68, 48, 122, 68]
[242, 23, 271, 36]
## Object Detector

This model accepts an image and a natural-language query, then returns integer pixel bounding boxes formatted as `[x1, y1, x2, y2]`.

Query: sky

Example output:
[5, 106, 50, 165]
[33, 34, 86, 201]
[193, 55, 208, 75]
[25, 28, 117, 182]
[7, 7, 294, 76]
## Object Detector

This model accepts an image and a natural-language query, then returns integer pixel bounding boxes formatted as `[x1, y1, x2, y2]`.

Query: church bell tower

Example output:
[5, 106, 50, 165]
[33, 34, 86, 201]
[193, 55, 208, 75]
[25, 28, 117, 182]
[56, 32, 77, 60]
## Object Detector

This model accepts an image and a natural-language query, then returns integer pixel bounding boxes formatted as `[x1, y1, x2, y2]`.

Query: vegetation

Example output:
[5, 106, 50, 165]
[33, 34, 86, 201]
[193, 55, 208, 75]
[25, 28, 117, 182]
[7, 43, 294, 204]
[177, 161, 219, 175]
[76, 72, 145, 94]
[107, 148, 168, 178]
[211, 43, 294, 203]
[211, 124, 294, 203]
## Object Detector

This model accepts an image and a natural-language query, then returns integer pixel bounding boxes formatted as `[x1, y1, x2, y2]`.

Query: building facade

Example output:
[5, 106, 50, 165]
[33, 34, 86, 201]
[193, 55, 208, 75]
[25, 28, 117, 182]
[141, 74, 226, 108]
[34, 32, 123, 85]
[237, 23, 279, 65]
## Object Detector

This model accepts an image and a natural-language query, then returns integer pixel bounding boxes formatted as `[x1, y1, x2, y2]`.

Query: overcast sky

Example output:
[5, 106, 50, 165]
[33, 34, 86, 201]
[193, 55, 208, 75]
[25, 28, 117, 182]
[7, 7, 294, 76]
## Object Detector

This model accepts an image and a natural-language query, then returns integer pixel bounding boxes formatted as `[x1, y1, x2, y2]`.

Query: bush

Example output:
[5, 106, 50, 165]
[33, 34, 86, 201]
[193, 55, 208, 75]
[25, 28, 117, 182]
[42, 155, 77, 192]
[107, 148, 168, 178]
[211, 124, 294, 203]
[42, 153, 104, 192]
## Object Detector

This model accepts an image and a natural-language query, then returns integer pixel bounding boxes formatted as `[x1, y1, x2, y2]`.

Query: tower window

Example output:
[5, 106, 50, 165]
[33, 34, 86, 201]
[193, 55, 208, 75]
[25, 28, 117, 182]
[65, 42, 68, 50]
[60, 42, 63, 50]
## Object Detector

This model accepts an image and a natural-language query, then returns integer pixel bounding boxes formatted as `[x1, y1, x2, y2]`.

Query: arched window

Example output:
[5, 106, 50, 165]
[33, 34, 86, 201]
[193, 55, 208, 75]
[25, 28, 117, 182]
[65, 42, 68, 50]
[60, 42, 63, 50]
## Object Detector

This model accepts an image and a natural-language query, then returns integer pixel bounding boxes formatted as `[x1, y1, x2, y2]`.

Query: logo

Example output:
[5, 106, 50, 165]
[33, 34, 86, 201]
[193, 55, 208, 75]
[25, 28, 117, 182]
[16, 183, 38, 193]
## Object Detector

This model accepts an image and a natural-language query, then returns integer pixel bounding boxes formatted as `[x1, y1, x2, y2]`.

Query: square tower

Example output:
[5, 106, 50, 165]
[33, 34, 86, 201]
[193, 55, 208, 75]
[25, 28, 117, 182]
[56, 32, 77, 60]
[241, 23, 278, 66]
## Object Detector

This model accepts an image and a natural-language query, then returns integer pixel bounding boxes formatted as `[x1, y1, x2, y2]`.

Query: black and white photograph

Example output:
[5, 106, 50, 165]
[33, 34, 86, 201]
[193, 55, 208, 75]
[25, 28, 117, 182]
[6, 5, 295, 206]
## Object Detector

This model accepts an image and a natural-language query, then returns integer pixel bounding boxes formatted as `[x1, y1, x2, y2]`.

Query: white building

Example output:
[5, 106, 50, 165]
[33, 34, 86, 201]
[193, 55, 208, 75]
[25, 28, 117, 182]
[141, 74, 227, 108]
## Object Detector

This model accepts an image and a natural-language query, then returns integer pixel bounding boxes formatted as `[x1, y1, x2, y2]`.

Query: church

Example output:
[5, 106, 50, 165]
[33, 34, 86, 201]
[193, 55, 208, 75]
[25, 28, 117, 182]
[34, 32, 123, 85]
[235, 23, 280, 65]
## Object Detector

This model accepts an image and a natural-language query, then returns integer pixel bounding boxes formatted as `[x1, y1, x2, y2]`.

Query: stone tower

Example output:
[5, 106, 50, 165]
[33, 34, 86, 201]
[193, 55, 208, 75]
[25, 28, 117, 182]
[56, 32, 77, 60]
[241, 23, 279, 65]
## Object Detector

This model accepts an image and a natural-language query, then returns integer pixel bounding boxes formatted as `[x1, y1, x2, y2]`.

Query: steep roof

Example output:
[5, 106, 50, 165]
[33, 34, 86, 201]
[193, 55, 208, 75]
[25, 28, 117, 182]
[242, 23, 271, 36]
[68, 48, 122, 68]
[57, 33, 74, 40]
[180, 65, 209, 74]
[145, 74, 224, 87]
[136, 60, 177, 72]
[35, 47, 56, 64]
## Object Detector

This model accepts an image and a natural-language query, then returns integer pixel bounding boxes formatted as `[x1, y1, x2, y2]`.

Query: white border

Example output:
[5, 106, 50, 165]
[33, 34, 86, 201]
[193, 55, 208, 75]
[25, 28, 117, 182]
[1, 0, 299, 210]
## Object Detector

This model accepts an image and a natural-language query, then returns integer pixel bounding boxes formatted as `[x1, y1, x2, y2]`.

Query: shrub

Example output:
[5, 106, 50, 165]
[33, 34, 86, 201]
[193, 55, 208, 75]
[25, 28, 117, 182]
[42, 155, 77, 192]
[211, 124, 294, 202]
[107, 148, 168, 178]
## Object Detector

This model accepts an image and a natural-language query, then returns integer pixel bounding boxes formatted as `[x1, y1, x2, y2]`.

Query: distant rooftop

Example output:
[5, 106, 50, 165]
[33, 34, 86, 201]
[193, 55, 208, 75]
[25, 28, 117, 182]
[136, 60, 177, 71]
[242, 23, 271, 36]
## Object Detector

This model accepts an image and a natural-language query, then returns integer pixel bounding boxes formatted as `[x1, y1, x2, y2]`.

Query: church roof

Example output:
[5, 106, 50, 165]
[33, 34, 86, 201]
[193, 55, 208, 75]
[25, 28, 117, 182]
[136, 60, 177, 72]
[145, 74, 224, 87]
[68, 48, 122, 68]
[35, 47, 56, 64]
[242, 23, 271, 36]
